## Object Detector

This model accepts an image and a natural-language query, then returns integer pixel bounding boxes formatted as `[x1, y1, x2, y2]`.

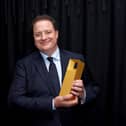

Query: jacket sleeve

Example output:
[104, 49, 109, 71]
[8, 61, 53, 112]
[82, 63, 100, 103]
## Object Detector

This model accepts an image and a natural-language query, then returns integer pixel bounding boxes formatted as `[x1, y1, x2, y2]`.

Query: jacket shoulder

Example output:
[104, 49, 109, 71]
[16, 51, 40, 65]
[61, 49, 86, 61]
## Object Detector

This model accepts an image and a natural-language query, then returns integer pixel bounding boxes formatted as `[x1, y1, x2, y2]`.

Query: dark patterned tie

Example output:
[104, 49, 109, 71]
[47, 57, 60, 95]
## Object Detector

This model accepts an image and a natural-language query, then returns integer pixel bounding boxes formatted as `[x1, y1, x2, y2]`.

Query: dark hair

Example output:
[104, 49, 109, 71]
[32, 14, 58, 30]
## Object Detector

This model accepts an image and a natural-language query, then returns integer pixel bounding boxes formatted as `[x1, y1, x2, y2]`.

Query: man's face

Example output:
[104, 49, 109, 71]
[33, 20, 58, 56]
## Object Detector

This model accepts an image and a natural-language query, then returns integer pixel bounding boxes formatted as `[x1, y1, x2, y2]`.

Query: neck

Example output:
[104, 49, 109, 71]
[43, 46, 58, 57]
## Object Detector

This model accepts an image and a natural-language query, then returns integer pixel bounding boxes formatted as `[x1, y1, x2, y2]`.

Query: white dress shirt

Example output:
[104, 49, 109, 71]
[40, 47, 62, 86]
[40, 47, 86, 109]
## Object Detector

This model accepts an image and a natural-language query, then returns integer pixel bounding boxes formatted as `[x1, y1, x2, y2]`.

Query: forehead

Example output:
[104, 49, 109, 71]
[33, 20, 54, 30]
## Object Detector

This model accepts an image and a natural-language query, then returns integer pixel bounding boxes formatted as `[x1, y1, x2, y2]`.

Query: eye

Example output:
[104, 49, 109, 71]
[34, 33, 41, 37]
[45, 31, 52, 34]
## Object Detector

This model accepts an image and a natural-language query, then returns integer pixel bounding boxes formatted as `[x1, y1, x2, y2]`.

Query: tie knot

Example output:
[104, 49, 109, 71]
[47, 57, 53, 63]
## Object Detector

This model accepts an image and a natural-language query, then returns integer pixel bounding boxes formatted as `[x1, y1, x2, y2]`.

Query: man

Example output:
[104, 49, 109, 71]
[8, 14, 99, 126]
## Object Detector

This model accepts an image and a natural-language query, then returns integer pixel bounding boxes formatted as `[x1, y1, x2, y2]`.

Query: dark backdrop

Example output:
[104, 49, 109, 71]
[0, 0, 126, 126]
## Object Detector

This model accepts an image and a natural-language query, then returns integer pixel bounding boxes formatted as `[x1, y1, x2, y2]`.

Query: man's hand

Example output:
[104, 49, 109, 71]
[70, 80, 84, 98]
[54, 94, 78, 108]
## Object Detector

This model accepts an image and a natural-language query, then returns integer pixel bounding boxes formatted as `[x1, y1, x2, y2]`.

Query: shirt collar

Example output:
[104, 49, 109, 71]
[40, 47, 60, 61]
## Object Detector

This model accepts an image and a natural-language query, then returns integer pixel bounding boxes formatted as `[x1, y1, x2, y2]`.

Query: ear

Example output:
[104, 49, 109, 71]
[56, 30, 59, 39]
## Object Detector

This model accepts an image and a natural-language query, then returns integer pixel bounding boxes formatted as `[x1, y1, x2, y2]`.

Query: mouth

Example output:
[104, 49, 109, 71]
[40, 40, 50, 45]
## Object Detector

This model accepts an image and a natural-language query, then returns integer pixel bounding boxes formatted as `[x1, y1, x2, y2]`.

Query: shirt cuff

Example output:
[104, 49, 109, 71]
[80, 88, 86, 104]
[52, 99, 56, 110]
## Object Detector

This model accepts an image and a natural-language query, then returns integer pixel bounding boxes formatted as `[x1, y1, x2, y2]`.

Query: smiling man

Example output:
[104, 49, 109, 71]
[8, 14, 99, 126]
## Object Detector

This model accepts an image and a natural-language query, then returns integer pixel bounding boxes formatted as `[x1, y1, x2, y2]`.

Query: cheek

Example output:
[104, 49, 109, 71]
[34, 39, 40, 47]
[34, 37, 40, 41]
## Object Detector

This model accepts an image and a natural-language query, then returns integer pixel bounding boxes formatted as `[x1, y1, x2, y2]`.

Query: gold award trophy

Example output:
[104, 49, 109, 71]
[59, 59, 85, 96]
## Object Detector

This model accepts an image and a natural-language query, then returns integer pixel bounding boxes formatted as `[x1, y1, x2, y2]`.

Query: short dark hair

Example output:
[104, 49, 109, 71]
[32, 14, 58, 30]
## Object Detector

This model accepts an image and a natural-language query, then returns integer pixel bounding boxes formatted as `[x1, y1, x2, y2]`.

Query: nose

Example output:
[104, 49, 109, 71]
[41, 33, 46, 40]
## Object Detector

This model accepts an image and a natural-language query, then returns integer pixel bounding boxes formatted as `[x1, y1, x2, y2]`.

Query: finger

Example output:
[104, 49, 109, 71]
[72, 80, 84, 88]
[70, 90, 80, 96]
[63, 94, 74, 100]
[62, 96, 78, 107]
[71, 87, 84, 97]
[71, 86, 83, 92]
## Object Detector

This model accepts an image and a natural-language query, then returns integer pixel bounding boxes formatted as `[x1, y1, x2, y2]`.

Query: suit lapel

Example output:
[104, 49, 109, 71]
[60, 50, 70, 83]
[32, 50, 70, 96]
[32, 52, 57, 96]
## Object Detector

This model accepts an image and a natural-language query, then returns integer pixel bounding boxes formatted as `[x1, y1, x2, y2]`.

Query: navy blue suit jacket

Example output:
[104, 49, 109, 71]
[8, 49, 99, 126]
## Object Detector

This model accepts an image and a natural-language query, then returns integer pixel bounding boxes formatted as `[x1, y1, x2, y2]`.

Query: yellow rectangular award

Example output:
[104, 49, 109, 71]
[59, 59, 85, 96]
